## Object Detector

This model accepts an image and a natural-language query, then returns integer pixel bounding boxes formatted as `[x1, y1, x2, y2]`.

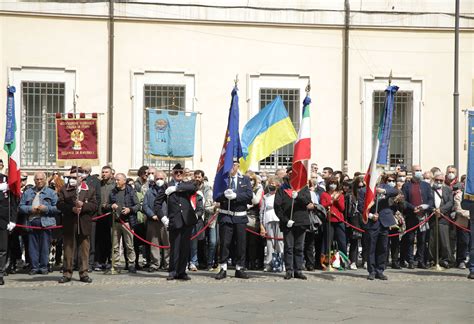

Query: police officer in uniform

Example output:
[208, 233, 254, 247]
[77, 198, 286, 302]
[215, 159, 253, 280]
[0, 175, 18, 285]
[154, 163, 197, 280]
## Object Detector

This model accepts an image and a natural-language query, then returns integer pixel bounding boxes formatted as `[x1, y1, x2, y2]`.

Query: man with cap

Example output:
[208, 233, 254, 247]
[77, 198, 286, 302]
[154, 163, 198, 280]
[57, 167, 98, 283]
[0, 174, 18, 285]
[214, 159, 253, 280]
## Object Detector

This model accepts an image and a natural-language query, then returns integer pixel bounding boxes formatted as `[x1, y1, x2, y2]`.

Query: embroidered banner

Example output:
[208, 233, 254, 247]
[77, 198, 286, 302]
[56, 117, 99, 164]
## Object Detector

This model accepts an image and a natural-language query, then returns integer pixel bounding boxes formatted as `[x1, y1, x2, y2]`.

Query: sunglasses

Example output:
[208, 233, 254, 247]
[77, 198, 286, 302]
[173, 170, 184, 175]
[434, 179, 444, 183]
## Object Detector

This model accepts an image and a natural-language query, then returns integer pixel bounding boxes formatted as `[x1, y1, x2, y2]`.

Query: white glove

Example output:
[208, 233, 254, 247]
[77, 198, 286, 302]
[165, 186, 177, 196]
[287, 220, 295, 228]
[224, 189, 237, 200]
[161, 216, 169, 228]
[7, 222, 16, 231]
[292, 191, 298, 199]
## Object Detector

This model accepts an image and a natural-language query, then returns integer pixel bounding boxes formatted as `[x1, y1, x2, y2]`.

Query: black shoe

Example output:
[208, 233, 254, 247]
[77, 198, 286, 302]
[467, 272, 474, 279]
[166, 274, 176, 281]
[407, 262, 415, 269]
[7, 265, 17, 274]
[294, 271, 307, 280]
[376, 273, 388, 280]
[284, 270, 293, 280]
[439, 261, 450, 269]
[391, 262, 401, 269]
[235, 269, 250, 279]
[177, 273, 191, 281]
[367, 273, 376, 280]
[400, 261, 408, 268]
[80, 276, 93, 283]
[39, 269, 49, 275]
[215, 269, 227, 280]
[417, 262, 428, 269]
[29, 269, 38, 275]
[0, 277, 4, 285]
[306, 265, 315, 272]
[128, 266, 137, 274]
[148, 267, 157, 273]
[58, 276, 71, 284]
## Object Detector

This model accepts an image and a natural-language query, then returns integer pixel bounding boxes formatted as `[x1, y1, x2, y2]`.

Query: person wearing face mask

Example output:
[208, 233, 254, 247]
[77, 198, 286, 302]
[387, 176, 406, 269]
[346, 177, 365, 270]
[57, 167, 98, 283]
[400, 165, 434, 269]
[445, 165, 458, 189]
[428, 172, 454, 268]
[143, 170, 169, 272]
[0, 175, 18, 285]
[422, 171, 433, 185]
[245, 172, 265, 270]
[320, 176, 347, 270]
[358, 174, 398, 280]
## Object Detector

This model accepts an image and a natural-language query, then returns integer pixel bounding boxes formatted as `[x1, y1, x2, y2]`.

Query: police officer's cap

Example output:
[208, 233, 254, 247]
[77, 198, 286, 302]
[172, 163, 184, 171]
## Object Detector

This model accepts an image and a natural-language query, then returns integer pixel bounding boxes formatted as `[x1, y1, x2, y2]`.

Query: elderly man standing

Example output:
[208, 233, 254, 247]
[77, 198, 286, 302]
[154, 163, 198, 280]
[57, 167, 98, 283]
[19, 171, 59, 275]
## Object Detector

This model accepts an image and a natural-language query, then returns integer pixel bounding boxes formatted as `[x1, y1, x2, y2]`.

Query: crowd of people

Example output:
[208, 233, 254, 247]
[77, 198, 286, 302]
[0, 160, 473, 285]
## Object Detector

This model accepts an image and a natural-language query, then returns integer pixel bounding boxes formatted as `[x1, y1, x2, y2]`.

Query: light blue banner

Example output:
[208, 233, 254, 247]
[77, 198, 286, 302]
[465, 111, 474, 197]
[148, 110, 197, 158]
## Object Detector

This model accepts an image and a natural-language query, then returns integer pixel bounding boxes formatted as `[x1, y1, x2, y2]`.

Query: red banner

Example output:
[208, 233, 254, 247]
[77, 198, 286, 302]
[56, 118, 99, 164]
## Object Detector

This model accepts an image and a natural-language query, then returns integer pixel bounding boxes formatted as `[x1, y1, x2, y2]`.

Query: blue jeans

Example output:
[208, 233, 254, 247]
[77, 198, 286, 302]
[189, 226, 198, 266]
[469, 217, 474, 273]
[28, 218, 52, 271]
[207, 226, 217, 267]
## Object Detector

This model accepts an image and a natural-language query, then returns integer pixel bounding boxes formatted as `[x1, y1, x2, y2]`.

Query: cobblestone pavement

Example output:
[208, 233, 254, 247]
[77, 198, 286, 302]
[1, 267, 473, 323]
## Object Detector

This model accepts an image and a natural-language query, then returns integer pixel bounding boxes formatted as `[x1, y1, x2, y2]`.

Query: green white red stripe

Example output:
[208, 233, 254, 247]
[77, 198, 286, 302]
[290, 95, 311, 191]
[4, 86, 21, 197]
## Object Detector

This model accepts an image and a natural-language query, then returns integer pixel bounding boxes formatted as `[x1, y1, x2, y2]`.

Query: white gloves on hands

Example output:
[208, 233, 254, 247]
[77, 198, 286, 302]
[7, 222, 16, 231]
[292, 191, 298, 199]
[161, 216, 170, 228]
[165, 186, 177, 196]
[224, 189, 237, 200]
[287, 220, 295, 228]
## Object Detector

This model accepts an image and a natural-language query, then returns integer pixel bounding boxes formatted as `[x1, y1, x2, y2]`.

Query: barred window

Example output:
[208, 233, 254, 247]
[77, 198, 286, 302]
[372, 90, 413, 169]
[143, 84, 186, 169]
[258, 88, 300, 170]
[21, 82, 65, 167]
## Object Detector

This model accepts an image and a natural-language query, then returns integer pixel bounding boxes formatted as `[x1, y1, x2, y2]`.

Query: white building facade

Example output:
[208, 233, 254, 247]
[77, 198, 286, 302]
[1, 0, 473, 178]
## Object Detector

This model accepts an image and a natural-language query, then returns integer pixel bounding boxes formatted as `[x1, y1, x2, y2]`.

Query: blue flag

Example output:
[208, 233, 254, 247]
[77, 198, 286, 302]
[376, 85, 399, 165]
[465, 111, 474, 200]
[148, 110, 197, 158]
[213, 87, 242, 200]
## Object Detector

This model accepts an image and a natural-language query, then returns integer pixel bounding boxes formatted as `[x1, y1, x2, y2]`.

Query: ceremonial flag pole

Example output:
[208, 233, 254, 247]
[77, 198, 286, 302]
[362, 75, 398, 224]
[4, 86, 21, 198]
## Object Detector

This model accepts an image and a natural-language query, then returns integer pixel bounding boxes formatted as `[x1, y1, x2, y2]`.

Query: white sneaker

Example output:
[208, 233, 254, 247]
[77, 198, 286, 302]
[350, 262, 357, 270]
[189, 264, 198, 272]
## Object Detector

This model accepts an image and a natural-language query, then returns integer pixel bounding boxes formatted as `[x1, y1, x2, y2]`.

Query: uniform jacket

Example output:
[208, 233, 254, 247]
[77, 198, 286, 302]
[154, 180, 198, 230]
[274, 186, 312, 229]
[108, 185, 140, 228]
[215, 174, 253, 224]
[57, 183, 98, 236]
[358, 184, 398, 229]
[0, 190, 18, 230]
[19, 186, 59, 227]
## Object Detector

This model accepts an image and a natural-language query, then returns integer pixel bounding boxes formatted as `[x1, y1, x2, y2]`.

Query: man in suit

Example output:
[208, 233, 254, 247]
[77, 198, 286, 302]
[400, 165, 434, 269]
[358, 173, 398, 280]
[214, 159, 253, 280]
[429, 172, 454, 268]
[154, 163, 197, 281]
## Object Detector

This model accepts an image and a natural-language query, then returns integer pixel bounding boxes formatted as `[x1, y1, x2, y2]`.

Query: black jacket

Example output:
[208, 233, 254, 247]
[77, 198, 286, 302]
[215, 174, 253, 225]
[154, 180, 198, 230]
[0, 191, 18, 230]
[109, 185, 140, 228]
[274, 186, 312, 229]
[431, 185, 454, 225]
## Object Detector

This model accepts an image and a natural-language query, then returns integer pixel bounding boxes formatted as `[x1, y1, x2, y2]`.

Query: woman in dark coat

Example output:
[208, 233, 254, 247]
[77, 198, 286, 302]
[274, 176, 313, 280]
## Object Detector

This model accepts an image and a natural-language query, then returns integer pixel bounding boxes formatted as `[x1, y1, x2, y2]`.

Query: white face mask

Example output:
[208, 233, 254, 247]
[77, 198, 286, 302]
[69, 178, 77, 187]
[148, 175, 154, 182]
[329, 184, 337, 190]
[398, 177, 406, 183]
[156, 179, 164, 187]
[0, 182, 8, 191]
[261, 176, 267, 181]
[433, 183, 442, 189]
[387, 181, 396, 188]
[447, 172, 456, 180]
[414, 171, 423, 179]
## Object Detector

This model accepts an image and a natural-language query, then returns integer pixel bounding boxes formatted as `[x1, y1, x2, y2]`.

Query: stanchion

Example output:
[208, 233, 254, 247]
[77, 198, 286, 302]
[105, 210, 119, 275]
[432, 212, 443, 271]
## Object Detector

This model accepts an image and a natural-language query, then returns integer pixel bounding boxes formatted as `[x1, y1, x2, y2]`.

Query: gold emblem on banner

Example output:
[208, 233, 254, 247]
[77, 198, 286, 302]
[71, 129, 85, 150]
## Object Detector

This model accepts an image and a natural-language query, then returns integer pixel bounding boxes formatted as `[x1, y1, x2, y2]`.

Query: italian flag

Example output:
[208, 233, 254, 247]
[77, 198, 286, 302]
[4, 86, 21, 197]
[290, 95, 311, 191]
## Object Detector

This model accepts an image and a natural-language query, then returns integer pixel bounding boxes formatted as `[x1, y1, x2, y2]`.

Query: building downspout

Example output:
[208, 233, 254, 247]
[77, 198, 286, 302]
[107, 0, 114, 165]
[453, 0, 460, 171]
[342, 0, 350, 172]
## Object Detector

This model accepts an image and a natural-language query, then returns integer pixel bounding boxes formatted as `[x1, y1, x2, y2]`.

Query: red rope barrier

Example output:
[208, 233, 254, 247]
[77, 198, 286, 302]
[190, 213, 218, 241]
[439, 213, 470, 232]
[14, 212, 112, 230]
[245, 227, 284, 241]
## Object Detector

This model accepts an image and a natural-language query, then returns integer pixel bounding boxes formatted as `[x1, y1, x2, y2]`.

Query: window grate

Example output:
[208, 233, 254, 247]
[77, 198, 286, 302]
[258, 88, 300, 171]
[143, 84, 186, 169]
[21, 82, 65, 167]
[372, 90, 413, 169]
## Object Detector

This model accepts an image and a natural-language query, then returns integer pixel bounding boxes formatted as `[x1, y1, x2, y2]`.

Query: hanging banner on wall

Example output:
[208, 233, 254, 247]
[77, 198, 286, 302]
[464, 111, 474, 200]
[148, 110, 197, 158]
[56, 116, 99, 164]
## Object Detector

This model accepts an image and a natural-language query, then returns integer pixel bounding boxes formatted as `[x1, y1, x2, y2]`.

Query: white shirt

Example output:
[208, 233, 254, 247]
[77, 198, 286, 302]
[260, 193, 279, 225]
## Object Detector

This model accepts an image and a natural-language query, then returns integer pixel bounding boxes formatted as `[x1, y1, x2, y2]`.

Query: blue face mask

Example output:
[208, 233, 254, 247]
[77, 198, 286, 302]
[414, 171, 423, 179]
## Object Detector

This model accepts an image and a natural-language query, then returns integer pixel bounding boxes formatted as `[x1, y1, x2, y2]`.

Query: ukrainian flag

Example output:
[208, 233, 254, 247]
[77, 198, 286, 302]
[240, 96, 297, 172]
